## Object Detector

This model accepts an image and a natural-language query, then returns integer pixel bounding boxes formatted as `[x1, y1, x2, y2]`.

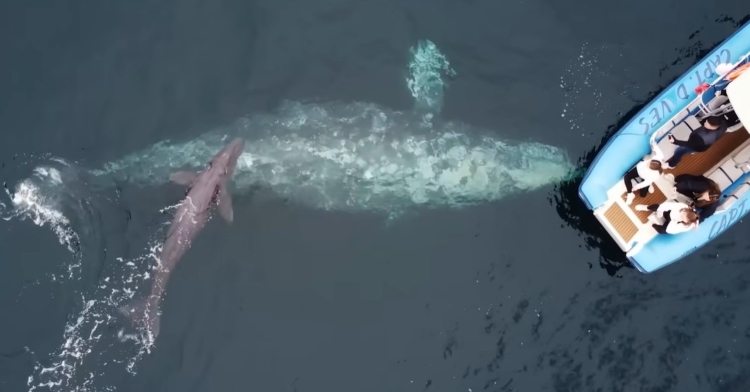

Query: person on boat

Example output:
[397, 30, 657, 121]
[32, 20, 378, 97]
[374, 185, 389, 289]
[623, 136, 664, 204]
[623, 159, 663, 205]
[665, 115, 728, 168]
[634, 201, 699, 234]
[672, 173, 721, 222]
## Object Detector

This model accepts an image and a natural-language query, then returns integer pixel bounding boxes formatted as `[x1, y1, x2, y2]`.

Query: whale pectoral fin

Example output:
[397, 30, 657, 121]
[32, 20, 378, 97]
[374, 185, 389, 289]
[170, 171, 198, 186]
[217, 182, 234, 223]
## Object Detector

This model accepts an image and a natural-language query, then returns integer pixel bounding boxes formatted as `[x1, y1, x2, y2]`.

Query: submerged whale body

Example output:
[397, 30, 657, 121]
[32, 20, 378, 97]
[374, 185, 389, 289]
[92, 101, 573, 216]
[91, 40, 573, 216]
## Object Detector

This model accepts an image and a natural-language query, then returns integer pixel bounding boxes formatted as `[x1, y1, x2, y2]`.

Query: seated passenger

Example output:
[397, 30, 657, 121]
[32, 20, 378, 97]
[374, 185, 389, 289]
[623, 136, 665, 205]
[665, 115, 728, 168]
[623, 160, 663, 205]
[673, 174, 721, 222]
[635, 201, 699, 234]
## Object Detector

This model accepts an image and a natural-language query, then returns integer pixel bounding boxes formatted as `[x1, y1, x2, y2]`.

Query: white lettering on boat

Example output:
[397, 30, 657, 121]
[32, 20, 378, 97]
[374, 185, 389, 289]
[708, 198, 747, 240]
[637, 49, 732, 134]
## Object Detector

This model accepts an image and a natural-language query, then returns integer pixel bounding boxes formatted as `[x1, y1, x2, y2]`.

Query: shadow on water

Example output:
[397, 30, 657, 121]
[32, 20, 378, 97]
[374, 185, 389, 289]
[550, 14, 750, 277]
[550, 111, 641, 277]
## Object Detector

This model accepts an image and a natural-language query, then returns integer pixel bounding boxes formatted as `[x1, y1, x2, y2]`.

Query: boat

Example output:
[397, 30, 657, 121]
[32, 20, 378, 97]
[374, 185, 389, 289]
[578, 19, 750, 273]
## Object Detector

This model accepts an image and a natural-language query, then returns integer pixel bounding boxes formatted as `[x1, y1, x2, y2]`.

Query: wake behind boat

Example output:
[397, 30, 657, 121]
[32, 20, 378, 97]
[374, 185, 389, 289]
[579, 20, 750, 273]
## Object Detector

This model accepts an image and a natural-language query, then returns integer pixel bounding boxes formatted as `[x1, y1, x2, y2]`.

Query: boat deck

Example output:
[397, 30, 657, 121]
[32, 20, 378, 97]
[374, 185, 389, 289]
[596, 124, 749, 251]
[621, 127, 749, 223]
[602, 202, 639, 243]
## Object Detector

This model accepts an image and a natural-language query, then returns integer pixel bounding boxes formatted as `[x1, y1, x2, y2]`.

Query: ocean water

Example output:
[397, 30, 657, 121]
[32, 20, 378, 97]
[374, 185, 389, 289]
[1, 1, 750, 391]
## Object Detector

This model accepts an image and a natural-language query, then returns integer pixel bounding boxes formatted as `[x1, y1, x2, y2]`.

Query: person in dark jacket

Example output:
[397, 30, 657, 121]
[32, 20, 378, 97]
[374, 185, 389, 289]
[673, 173, 721, 222]
[666, 115, 728, 168]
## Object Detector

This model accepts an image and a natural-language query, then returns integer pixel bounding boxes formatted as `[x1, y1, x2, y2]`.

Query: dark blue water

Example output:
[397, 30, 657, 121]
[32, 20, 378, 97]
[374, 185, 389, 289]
[2, 1, 750, 391]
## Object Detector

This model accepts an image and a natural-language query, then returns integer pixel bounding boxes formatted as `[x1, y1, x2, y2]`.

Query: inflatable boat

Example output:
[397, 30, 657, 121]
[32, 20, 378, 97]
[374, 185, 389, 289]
[579, 19, 750, 273]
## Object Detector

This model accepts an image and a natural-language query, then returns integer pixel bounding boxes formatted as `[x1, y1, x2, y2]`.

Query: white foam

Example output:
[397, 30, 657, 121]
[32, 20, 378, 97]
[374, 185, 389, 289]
[560, 42, 610, 135]
[9, 180, 77, 251]
[27, 245, 162, 391]
[3, 163, 85, 281]
[0, 160, 161, 391]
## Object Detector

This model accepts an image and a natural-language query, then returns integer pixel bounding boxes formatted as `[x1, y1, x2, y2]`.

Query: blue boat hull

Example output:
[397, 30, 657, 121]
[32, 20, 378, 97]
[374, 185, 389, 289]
[578, 20, 750, 273]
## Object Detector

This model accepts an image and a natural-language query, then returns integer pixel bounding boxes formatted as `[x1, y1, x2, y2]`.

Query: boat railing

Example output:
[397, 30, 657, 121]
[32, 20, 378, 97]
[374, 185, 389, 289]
[696, 88, 733, 120]
[708, 52, 750, 88]
[696, 53, 750, 118]
[651, 53, 750, 143]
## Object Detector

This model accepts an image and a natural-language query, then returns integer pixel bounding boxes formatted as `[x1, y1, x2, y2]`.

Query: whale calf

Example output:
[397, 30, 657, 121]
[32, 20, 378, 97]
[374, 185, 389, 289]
[121, 138, 245, 338]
